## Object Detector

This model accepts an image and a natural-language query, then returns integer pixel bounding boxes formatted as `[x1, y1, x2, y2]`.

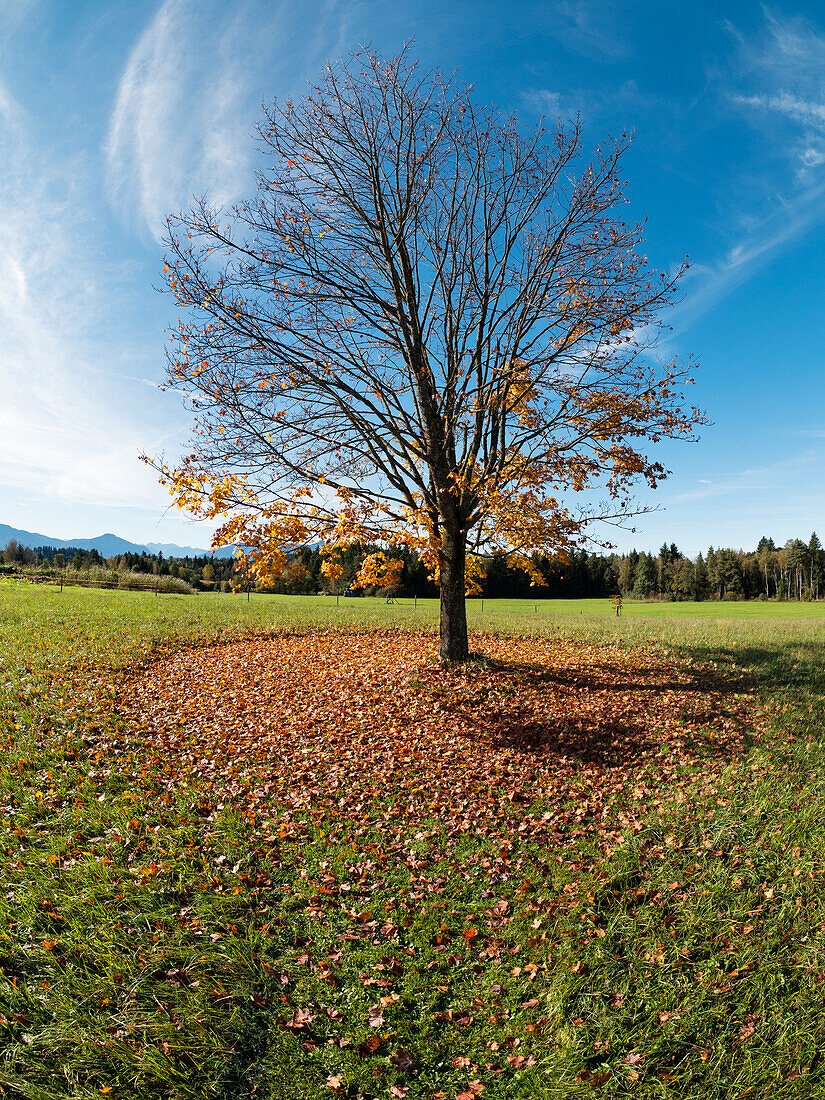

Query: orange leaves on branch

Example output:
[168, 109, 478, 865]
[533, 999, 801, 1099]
[464, 556, 486, 597]
[355, 551, 403, 593]
[508, 554, 547, 588]
[320, 555, 344, 584]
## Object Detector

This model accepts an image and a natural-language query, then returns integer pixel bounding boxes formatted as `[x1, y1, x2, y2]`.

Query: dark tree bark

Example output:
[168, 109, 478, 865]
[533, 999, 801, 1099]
[439, 527, 468, 661]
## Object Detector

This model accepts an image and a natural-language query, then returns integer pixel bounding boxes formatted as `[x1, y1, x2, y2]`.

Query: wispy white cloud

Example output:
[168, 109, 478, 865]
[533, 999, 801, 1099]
[666, 8, 825, 331]
[734, 90, 825, 128]
[523, 77, 651, 130]
[0, 0, 396, 544]
[525, 89, 562, 117]
[0, 0, 372, 539]
[778, 426, 825, 439]
[106, 0, 254, 241]
[543, 0, 633, 60]
[0, 0, 37, 34]
[729, 8, 825, 174]
[0, 98, 186, 517]
[106, 0, 359, 241]
[0, 75, 21, 128]
[669, 172, 825, 329]
[665, 451, 818, 506]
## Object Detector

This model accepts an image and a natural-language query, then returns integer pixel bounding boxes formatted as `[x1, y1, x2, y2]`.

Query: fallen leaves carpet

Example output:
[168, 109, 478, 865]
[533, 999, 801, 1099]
[84, 631, 767, 1097]
[118, 630, 758, 858]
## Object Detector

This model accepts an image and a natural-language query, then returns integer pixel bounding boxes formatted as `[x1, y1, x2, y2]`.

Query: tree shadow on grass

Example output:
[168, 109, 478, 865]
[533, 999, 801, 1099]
[501, 657, 750, 697]
[674, 640, 825, 693]
[457, 655, 755, 771]
[494, 712, 653, 766]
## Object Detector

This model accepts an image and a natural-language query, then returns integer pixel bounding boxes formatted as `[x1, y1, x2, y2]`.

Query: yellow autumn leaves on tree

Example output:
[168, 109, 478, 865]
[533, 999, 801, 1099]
[355, 552, 403, 594]
[464, 556, 486, 597]
[320, 556, 344, 586]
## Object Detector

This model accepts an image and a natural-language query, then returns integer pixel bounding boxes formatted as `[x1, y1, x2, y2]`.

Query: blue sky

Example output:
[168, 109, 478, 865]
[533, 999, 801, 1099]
[1, 0, 824, 555]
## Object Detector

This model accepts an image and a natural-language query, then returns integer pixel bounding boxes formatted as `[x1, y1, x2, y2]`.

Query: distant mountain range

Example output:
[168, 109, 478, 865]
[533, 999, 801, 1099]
[0, 523, 237, 559]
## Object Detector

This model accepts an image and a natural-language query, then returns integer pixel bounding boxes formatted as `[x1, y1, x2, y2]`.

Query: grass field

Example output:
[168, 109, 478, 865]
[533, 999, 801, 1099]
[2, 584, 825, 1099]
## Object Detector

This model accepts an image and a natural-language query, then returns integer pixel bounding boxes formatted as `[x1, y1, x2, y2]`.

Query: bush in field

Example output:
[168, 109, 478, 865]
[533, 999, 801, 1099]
[64, 568, 195, 594]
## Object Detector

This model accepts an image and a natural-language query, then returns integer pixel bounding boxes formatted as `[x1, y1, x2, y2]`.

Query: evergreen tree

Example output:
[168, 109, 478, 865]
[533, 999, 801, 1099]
[633, 553, 657, 598]
[691, 553, 708, 601]
[808, 532, 823, 600]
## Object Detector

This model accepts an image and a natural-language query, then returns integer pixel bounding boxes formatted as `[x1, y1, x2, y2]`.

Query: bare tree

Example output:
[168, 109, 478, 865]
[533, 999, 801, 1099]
[155, 46, 702, 660]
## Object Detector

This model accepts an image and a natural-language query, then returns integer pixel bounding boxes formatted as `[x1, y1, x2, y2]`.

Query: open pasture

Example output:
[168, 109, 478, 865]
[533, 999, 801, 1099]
[1, 584, 825, 1098]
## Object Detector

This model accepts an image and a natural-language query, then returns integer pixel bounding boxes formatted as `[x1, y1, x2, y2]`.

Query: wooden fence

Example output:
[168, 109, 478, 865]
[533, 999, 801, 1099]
[3, 571, 173, 595]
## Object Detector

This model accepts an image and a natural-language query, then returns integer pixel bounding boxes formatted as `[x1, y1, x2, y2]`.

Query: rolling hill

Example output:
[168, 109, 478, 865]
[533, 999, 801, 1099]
[0, 523, 236, 559]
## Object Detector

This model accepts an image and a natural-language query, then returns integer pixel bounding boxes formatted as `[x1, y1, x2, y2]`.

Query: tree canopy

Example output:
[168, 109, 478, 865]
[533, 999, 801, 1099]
[153, 46, 703, 659]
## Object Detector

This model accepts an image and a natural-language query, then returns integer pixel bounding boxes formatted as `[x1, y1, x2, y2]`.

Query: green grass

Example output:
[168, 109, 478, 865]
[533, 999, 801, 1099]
[2, 584, 825, 1098]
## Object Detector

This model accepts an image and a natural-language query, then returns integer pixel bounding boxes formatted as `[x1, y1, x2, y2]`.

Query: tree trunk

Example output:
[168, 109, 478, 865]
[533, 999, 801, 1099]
[439, 529, 468, 661]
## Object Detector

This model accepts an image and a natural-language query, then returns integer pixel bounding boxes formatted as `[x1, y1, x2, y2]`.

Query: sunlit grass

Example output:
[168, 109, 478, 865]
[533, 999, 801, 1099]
[1, 583, 825, 1097]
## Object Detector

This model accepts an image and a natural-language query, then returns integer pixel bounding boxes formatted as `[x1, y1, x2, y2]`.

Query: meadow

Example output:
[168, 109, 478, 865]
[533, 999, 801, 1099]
[2, 584, 825, 1099]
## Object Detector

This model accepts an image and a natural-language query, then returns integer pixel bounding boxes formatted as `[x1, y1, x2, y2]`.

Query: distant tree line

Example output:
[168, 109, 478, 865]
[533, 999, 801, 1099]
[3, 532, 825, 601]
[523, 534, 825, 602]
[0, 540, 235, 591]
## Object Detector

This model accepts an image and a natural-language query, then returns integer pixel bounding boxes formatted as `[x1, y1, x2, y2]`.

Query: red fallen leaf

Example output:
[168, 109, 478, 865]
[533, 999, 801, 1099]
[357, 1036, 382, 1057]
[622, 1052, 644, 1065]
[389, 1086, 409, 1098]
[284, 1007, 315, 1029]
[325, 1076, 343, 1092]
[390, 1049, 417, 1073]
[118, 630, 762, 871]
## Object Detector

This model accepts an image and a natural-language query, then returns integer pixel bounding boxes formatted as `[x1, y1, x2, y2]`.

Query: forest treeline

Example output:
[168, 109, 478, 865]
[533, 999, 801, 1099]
[3, 533, 825, 602]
